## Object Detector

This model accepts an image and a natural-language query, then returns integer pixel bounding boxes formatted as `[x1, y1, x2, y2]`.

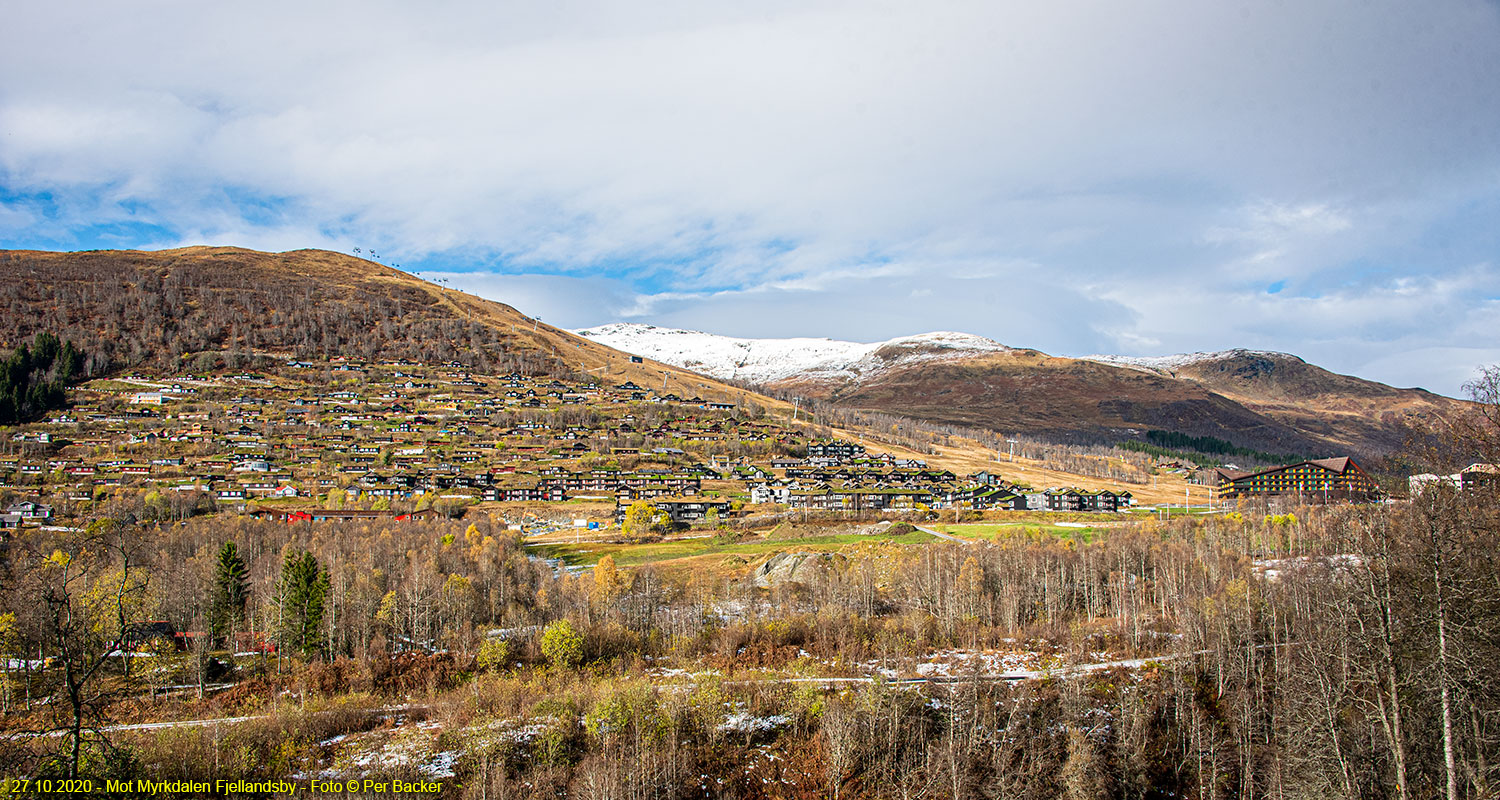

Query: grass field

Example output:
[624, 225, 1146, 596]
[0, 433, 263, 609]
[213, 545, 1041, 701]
[527, 527, 939, 572]
[1125, 505, 1223, 517]
[928, 521, 1104, 544]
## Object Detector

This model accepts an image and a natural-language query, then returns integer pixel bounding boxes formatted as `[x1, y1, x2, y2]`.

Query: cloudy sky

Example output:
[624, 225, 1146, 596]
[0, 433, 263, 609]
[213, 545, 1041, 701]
[3, 1, 1498, 396]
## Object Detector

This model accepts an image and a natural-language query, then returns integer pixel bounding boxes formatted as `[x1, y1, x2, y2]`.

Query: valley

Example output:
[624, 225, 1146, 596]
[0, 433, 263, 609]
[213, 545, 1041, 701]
[0, 248, 1493, 799]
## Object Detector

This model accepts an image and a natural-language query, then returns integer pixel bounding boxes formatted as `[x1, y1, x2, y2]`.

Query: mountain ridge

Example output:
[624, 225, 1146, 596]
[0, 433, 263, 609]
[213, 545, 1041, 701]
[576, 322, 1466, 457]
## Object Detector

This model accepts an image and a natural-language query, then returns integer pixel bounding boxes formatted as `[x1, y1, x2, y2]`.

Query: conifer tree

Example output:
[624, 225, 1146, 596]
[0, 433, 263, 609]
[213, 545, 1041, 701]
[207, 542, 249, 647]
[277, 551, 329, 658]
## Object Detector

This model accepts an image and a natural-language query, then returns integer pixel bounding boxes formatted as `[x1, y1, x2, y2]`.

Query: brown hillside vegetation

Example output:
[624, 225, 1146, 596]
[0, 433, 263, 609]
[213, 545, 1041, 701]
[0, 247, 777, 406]
[775, 344, 1466, 459]
[1157, 350, 1463, 454]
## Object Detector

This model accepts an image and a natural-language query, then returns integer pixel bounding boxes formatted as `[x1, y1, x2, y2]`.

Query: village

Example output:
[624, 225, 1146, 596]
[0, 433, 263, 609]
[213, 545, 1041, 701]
[0, 356, 1140, 535]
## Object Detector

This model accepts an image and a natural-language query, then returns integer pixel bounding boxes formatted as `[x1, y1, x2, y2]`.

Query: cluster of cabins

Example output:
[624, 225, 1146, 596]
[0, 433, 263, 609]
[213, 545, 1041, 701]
[748, 444, 1133, 514]
[0, 356, 1144, 529]
[0, 361, 786, 507]
[0, 500, 53, 529]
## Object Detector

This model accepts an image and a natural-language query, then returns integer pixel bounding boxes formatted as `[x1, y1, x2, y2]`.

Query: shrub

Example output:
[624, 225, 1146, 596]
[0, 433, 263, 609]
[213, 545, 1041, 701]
[541, 620, 584, 669]
[476, 637, 511, 672]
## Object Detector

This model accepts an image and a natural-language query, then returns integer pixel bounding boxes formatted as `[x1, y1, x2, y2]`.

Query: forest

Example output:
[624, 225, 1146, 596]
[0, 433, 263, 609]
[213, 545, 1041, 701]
[1, 477, 1497, 798]
[0, 333, 84, 424]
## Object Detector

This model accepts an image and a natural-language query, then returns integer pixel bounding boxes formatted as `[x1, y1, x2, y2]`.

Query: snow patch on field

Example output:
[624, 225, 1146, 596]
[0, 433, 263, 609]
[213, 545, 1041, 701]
[1254, 553, 1363, 582]
[308, 719, 459, 779]
[719, 711, 793, 734]
[911, 649, 1043, 678]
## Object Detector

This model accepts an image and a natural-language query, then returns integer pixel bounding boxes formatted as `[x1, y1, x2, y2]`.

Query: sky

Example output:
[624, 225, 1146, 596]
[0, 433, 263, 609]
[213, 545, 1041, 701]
[3, 1, 1499, 397]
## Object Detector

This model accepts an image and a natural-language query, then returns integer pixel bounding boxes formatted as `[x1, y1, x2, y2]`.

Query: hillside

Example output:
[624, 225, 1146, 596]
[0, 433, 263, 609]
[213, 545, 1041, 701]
[0, 247, 770, 406]
[577, 324, 1466, 458]
[0, 247, 1199, 497]
[1087, 349, 1458, 454]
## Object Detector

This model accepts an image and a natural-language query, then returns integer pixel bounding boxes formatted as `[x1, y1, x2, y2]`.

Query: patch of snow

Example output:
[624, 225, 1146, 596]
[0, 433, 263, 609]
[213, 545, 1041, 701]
[1254, 553, 1363, 583]
[719, 712, 792, 734]
[574, 323, 1013, 384]
[419, 750, 460, 778]
[912, 649, 1040, 678]
[1081, 349, 1293, 373]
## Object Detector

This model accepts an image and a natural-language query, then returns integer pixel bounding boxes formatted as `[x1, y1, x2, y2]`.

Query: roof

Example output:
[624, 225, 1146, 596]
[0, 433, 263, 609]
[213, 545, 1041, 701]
[1307, 457, 1352, 473]
[1221, 457, 1362, 482]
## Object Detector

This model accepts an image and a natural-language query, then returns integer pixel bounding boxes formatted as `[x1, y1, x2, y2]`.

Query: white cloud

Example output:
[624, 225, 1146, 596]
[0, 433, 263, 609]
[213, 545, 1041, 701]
[2, 0, 1499, 394]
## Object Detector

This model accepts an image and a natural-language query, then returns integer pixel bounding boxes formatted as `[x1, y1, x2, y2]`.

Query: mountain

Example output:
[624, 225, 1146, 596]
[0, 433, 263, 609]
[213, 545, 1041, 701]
[576, 324, 1464, 457]
[576, 323, 1013, 384]
[0, 248, 769, 405]
[1083, 349, 1456, 456]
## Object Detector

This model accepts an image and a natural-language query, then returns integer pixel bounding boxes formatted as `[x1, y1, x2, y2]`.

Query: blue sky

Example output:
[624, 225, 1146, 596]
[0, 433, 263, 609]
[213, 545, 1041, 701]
[3, 0, 1499, 397]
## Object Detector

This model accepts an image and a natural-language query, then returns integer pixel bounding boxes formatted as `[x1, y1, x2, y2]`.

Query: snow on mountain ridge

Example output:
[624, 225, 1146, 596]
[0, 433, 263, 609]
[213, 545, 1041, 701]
[574, 323, 1014, 384]
[1082, 349, 1298, 372]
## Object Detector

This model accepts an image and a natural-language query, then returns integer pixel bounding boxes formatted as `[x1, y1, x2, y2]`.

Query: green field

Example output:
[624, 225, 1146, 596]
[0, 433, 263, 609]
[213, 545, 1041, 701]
[528, 528, 938, 569]
[1125, 506, 1220, 517]
[929, 521, 1103, 544]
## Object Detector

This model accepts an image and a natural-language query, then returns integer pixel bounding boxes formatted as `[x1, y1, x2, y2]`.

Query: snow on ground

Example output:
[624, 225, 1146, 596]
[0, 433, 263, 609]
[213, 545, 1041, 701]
[719, 711, 793, 734]
[1254, 553, 1364, 582]
[322, 719, 459, 779]
[909, 649, 1043, 679]
[1081, 349, 1291, 373]
[575, 323, 1013, 384]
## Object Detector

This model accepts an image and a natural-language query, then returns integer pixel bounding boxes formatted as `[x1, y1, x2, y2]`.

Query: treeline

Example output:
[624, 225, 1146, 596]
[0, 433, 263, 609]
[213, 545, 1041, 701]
[0, 333, 85, 424]
[1131, 429, 1301, 465]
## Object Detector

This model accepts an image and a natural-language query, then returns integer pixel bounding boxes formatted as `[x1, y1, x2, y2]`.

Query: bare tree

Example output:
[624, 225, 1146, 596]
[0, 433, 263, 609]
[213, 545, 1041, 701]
[21, 519, 152, 777]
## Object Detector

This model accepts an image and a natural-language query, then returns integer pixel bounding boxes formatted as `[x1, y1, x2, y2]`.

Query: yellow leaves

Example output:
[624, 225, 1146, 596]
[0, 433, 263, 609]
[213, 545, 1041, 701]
[475, 637, 510, 672]
[621, 501, 660, 542]
[958, 555, 984, 596]
[81, 567, 157, 639]
[376, 590, 398, 622]
[441, 573, 474, 600]
[1222, 577, 1250, 604]
[1199, 594, 1218, 621]
[46, 549, 72, 568]
[464, 523, 482, 546]
[591, 555, 628, 607]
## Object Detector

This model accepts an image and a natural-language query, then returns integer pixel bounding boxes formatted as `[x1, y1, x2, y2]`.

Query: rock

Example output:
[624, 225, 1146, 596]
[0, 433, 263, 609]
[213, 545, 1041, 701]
[753, 551, 837, 589]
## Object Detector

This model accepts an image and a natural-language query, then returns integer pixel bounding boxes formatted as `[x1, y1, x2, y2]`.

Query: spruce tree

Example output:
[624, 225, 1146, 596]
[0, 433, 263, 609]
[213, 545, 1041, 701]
[277, 550, 329, 658]
[207, 542, 249, 647]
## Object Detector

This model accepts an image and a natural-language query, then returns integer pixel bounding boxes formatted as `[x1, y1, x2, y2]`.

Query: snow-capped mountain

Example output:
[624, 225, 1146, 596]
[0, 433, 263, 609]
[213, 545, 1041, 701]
[572, 322, 1455, 457]
[574, 323, 1014, 385]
